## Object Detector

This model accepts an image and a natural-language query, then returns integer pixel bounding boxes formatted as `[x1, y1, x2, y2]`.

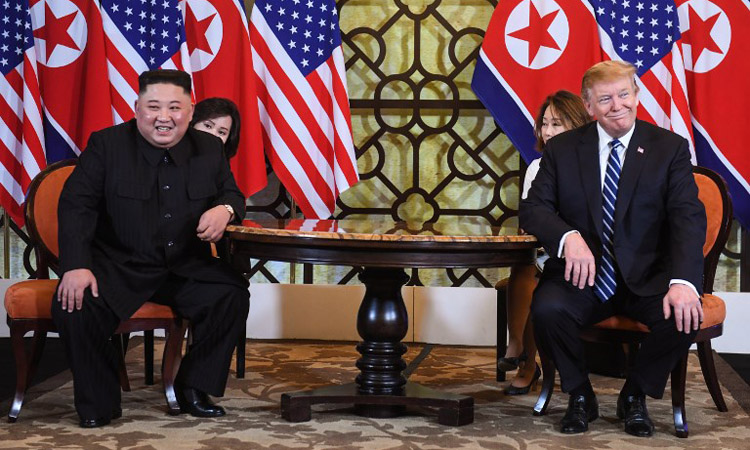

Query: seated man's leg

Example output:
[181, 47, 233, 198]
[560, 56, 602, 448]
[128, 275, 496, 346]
[163, 277, 250, 415]
[615, 293, 698, 437]
[531, 277, 613, 433]
[624, 293, 697, 399]
[51, 290, 121, 426]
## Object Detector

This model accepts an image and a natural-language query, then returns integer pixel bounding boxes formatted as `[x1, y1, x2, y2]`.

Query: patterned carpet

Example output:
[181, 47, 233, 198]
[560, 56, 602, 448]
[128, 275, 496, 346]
[1, 340, 750, 449]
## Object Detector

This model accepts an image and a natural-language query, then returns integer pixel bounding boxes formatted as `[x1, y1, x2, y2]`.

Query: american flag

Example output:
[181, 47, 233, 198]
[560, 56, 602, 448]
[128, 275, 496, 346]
[250, 0, 359, 219]
[593, 0, 694, 160]
[100, 0, 190, 123]
[0, 0, 44, 225]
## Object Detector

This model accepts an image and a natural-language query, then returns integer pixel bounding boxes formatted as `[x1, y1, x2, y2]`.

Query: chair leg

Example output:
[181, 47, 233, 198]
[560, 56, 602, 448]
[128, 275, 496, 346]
[696, 340, 728, 412]
[144, 330, 155, 385]
[236, 328, 246, 379]
[111, 335, 131, 392]
[26, 332, 47, 387]
[671, 354, 689, 438]
[162, 319, 187, 415]
[8, 324, 33, 423]
[496, 285, 507, 382]
[534, 347, 555, 416]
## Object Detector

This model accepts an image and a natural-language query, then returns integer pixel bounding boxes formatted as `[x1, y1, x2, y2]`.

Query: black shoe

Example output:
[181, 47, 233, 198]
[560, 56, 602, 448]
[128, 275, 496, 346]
[79, 407, 122, 428]
[498, 351, 527, 372]
[617, 393, 654, 437]
[504, 364, 541, 395]
[560, 394, 599, 434]
[176, 386, 226, 418]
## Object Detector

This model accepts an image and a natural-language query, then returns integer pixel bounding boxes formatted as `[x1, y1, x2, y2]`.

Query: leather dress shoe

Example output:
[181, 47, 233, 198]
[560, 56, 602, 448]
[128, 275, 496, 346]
[176, 386, 226, 418]
[617, 394, 654, 437]
[560, 394, 599, 434]
[79, 407, 122, 428]
[504, 364, 541, 396]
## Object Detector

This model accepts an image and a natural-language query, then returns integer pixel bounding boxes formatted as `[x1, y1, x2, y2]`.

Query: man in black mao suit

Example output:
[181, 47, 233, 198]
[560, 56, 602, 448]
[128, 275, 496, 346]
[520, 61, 706, 437]
[51, 70, 250, 428]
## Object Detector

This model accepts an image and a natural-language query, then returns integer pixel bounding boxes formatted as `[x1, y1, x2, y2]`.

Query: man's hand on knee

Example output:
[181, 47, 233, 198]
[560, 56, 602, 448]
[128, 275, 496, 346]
[57, 269, 99, 313]
[563, 233, 596, 289]
[662, 284, 704, 334]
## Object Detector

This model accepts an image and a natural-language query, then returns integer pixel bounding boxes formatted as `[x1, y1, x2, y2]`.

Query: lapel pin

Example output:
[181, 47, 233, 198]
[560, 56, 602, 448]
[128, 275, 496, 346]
[637, 147, 645, 154]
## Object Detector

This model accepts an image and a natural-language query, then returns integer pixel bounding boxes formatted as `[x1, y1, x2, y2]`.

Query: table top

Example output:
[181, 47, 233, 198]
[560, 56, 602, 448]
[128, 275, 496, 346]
[227, 217, 536, 244]
[226, 217, 537, 269]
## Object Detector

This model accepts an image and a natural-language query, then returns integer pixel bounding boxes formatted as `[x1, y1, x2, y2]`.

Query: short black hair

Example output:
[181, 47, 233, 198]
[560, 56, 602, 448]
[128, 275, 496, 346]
[190, 97, 242, 159]
[138, 69, 192, 96]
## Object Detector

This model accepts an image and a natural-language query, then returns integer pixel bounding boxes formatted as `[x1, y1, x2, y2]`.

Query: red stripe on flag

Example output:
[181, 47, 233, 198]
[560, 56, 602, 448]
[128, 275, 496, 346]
[6, 69, 24, 99]
[0, 184, 24, 226]
[327, 58, 359, 187]
[104, 35, 139, 93]
[640, 71, 672, 122]
[254, 72, 336, 210]
[250, 26, 335, 166]
[306, 71, 335, 162]
[258, 125, 317, 216]
[21, 59, 47, 173]
[110, 89, 134, 123]
[0, 96, 23, 143]
[0, 140, 31, 191]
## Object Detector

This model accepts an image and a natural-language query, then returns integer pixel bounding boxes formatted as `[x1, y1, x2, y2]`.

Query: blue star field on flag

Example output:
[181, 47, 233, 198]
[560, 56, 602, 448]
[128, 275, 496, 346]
[591, 0, 681, 75]
[101, 0, 185, 68]
[255, 0, 342, 76]
[0, 0, 35, 75]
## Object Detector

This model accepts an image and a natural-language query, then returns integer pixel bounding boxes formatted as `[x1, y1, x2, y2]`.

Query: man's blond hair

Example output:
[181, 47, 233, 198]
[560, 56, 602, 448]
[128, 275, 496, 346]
[581, 60, 639, 101]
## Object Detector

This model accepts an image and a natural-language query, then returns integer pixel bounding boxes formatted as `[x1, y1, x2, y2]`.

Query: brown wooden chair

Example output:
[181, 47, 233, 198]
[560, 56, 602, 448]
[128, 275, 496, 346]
[5, 159, 187, 422]
[532, 166, 732, 438]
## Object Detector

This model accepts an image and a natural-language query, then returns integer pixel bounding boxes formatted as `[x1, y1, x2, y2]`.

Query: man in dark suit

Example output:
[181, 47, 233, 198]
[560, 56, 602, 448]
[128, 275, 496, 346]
[51, 70, 250, 428]
[520, 61, 706, 437]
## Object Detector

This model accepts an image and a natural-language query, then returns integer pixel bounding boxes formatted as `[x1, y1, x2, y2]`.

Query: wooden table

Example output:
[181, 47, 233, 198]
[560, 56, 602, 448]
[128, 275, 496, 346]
[226, 217, 537, 426]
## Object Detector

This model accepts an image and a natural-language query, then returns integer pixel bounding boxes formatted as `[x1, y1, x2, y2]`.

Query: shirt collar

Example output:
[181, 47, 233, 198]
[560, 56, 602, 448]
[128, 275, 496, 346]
[136, 126, 190, 167]
[596, 121, 636, 155]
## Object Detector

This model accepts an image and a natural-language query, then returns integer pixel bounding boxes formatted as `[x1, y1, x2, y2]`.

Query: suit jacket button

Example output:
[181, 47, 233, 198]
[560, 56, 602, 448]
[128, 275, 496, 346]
[167, 241, 174, 247]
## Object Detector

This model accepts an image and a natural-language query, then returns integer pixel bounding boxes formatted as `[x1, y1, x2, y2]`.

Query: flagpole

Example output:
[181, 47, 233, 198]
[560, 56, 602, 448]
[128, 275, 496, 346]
[3, 209, 9, 279]
[289, 199, 297, 284]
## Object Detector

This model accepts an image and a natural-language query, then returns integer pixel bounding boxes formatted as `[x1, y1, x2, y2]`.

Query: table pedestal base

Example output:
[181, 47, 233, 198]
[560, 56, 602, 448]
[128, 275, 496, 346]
[280, 382, 474, 426]
[279, 267, 474, 426]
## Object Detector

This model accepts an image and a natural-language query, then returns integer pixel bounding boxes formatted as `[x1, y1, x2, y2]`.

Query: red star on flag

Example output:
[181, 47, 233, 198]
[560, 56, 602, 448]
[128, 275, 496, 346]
[32, 3, 80, 61]
[681, 5, 723, 62]
[185, 3, 215, 56]
[508, 3, 560, 65]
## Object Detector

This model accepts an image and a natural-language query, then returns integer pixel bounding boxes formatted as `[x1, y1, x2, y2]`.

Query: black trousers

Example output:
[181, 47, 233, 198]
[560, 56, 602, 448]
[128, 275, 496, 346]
[530, 275, 697, 399]
[51, 275, 250, 420]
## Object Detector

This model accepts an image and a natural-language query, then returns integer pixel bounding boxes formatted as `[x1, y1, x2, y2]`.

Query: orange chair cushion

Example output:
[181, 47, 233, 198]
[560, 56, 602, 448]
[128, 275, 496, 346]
[5, 279, 175, 320]
[4, 280, 58, 319]
[700, 293, 726, 329]
[592, 293, 725, 332]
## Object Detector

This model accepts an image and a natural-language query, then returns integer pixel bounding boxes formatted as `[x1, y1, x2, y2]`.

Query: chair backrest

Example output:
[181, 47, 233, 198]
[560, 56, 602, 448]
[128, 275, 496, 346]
[24, 159, 77, 277]
[694, 166, 733, 294]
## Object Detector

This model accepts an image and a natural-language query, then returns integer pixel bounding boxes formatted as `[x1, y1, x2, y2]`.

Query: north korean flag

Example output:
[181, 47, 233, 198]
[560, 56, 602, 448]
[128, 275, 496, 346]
[677, 0, 750, 229]
[472, 0, 602, 164]
[184, 0, 266, 197]
[29, 0, 112, 162]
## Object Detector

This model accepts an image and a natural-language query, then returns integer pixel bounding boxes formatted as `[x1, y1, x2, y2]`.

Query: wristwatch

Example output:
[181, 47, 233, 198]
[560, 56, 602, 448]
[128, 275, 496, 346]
[222, 204, 235, 221]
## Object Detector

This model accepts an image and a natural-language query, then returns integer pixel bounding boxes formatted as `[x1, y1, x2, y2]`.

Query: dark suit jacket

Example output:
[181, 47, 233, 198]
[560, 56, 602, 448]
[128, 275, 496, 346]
[519, 119, 706, 298]
[58, 120, 248, 320]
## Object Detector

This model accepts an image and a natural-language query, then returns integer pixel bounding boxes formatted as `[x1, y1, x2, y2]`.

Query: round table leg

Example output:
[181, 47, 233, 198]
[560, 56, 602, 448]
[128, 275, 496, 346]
[354, 267, 409, 417]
